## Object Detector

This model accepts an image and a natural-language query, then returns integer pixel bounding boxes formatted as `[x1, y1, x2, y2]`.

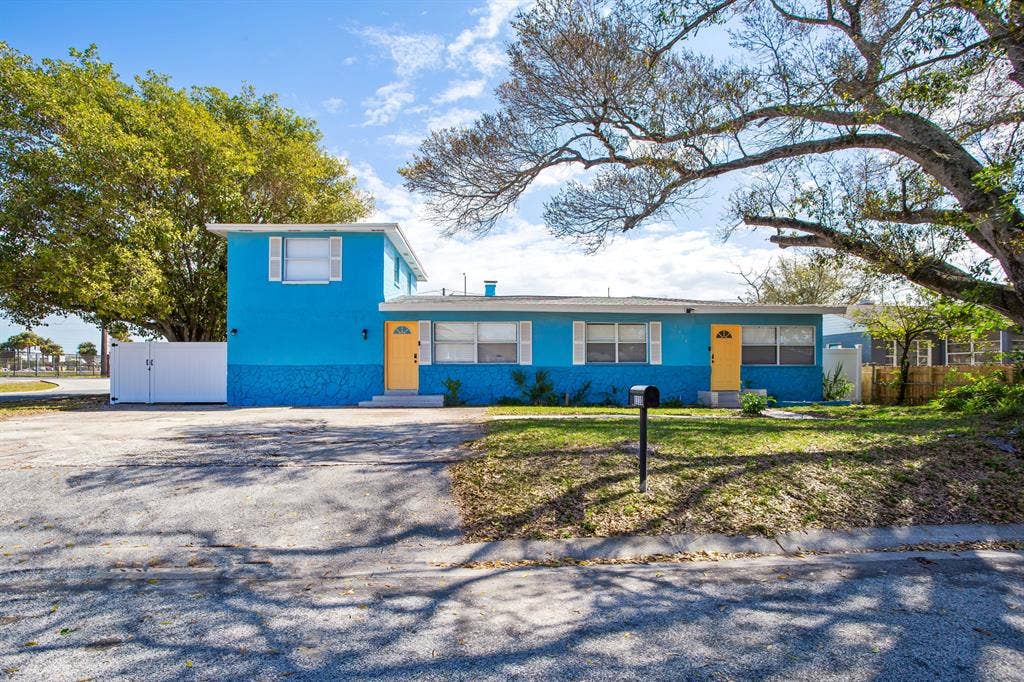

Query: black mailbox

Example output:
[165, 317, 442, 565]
[629, 385, 660, 408]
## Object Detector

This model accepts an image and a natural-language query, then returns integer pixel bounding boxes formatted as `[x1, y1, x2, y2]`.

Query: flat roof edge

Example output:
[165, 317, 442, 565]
[205, 223, 428, 281]
[378, 301, 847, 315]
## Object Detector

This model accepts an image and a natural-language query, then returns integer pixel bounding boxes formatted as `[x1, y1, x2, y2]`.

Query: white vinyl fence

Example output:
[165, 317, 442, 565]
[823, 346, 862, 402]
[110, 342, 226, 404]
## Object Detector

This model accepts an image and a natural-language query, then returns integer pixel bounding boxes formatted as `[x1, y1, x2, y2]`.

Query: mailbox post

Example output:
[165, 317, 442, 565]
[628, 385, 660, 492]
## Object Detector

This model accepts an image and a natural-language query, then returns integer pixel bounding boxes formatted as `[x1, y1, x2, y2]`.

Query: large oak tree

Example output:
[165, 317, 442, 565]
[402, 0, 1024, 323]
[0, 44, 370, 341]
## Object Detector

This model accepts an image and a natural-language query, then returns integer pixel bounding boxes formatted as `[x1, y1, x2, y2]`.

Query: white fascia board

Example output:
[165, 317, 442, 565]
[205, 222, 428, 282]
[379, 301, 848, 315]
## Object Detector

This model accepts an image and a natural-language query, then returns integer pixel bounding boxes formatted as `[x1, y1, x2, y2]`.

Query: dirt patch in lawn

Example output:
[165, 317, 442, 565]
[451, 405, 1024, 541]
[0, 395, 109, 421]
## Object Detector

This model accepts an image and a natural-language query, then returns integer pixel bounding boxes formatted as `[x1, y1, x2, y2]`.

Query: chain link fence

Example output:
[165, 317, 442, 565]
[1, 350, 103, 377]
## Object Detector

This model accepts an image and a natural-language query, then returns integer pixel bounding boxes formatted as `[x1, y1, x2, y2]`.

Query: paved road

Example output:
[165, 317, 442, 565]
[1, 551, 1022, 680]
[0, 377, 109, 402]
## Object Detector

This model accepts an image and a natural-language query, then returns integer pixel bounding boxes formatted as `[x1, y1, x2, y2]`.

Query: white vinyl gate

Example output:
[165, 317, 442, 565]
[110, 342, 227, 404]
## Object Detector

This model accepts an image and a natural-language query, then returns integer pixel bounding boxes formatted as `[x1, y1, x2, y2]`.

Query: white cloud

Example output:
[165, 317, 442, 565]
[433, 79, 487, 104]
[448, 0, 525, 56]
[360, 27, 444, 78]
[466, 43, 508, 77]
[322, 97, 345, 114]
[354, 162, 780, 301]
[382, 131, 427, 147]
[426, 107, 481, 131]
[362, 81, 415, 126]
[341, 56, 357, 66]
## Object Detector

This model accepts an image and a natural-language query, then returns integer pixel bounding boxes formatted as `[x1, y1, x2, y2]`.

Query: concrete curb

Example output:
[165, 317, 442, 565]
[417, 523, 1024, 565]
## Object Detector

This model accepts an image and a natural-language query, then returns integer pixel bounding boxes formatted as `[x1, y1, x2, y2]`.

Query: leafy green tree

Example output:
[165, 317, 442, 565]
[853, 290, 1007, 403]
[0, 44, 371, 341]
[739, 252, 878, 305]
[77, 341, 98, 358]
[402, 0, 1024, 323]
[2, 331, 45, 352]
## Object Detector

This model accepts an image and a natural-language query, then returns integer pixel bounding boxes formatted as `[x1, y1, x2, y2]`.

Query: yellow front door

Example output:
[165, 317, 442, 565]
[385, 321, 419, 390]
[710, 324, 741, 391]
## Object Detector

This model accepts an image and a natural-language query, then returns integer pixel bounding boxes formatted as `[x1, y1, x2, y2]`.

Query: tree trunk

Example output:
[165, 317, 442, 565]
[896, 342, 913, 405]
[100, 327, 109, 378]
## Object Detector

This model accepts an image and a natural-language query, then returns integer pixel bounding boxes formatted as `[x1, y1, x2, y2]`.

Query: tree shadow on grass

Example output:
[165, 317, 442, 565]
[461, 412, 1024, 540]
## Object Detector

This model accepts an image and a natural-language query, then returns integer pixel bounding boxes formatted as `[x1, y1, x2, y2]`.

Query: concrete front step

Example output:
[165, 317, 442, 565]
[358, 394, 445, 408]
[697, 390, 741, 408]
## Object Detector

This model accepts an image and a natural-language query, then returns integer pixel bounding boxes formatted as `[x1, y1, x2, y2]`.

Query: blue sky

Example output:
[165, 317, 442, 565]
[2, 0, 780, 351]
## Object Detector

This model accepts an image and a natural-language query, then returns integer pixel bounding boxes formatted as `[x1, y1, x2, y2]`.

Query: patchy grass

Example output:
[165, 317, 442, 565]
[0, 395, 108, 421]
[487, 405, 736, 417]
[453, 405, 1024, 541]
[0, 380, 56, 393]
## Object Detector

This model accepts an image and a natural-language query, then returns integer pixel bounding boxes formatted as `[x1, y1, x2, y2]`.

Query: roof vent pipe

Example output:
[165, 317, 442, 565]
[484, 280, 497, 297]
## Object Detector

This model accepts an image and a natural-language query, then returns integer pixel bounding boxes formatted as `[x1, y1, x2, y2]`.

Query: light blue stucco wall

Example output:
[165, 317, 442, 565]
[225, 230, 416, 406]
[391, 311, 825, 405]
[224, 231, 824, 406]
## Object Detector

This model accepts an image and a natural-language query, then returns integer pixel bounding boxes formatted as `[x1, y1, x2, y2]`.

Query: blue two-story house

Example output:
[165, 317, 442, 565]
[208, 223, 844, 407]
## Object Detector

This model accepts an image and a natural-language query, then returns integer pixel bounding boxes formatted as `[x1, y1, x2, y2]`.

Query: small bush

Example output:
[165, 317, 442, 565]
[511, 369, 559, 406]
[567, 381, 592, 406]
[822, 364, 853, 401]
[442, 377, 467, 406]
[936, 371, 1024, 416]
[660, 398, 686, 408]
[741, 392, 774, 415]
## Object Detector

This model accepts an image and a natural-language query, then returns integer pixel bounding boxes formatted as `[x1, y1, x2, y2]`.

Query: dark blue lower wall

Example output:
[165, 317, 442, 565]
[420, 364, 823, 405]
[228, 364, 383, 406]
[226, 363, 824, 406]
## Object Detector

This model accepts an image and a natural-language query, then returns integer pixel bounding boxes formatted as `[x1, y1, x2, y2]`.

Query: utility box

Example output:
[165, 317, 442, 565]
[629, 385, 660, 409]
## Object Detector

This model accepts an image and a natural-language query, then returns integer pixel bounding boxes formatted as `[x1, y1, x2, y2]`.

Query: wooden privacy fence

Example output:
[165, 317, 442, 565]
[861, 364, 1016, 405]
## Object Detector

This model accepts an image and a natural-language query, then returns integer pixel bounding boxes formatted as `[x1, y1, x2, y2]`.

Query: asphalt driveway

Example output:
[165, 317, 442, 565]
[0, 405, 486, 570]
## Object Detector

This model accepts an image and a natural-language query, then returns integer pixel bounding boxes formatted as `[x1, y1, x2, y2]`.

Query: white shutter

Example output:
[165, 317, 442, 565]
[572, 321, 586, 365]
[418, 320, 432, 365]
[268, 236, 282, 282]
[329, 236, 342, 281]
[519, 321, 532, 365]
[649, 321, 662, 365]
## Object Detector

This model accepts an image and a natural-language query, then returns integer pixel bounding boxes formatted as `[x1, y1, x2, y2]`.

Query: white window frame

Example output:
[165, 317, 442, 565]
[584, 322, 648, 364]
[741, 325, 816, 366]
[393, 251, 401, 287]
[282, 237, 332, 284]
[886, 340, 933, 367]
[433, 322, 519, 364]
[945, 336, 999, 365]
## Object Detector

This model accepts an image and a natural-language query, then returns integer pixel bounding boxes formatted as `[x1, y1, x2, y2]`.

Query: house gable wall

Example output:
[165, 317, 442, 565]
[225, 230, 416, 405]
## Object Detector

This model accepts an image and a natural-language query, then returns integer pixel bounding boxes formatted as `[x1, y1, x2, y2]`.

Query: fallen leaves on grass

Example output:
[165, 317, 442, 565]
[452, 406, 1024, 541]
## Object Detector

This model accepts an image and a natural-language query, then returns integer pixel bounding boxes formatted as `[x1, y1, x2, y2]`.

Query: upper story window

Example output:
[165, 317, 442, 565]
[741, 325, 815, 365]
[434, 322, 518, 364]
[393, 253, 401, 286]
[586, 323, 647, 363]
[284, 238, 330, 283]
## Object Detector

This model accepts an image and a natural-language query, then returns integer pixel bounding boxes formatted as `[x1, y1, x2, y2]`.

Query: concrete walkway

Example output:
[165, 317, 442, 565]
[0, 376, 109, 401]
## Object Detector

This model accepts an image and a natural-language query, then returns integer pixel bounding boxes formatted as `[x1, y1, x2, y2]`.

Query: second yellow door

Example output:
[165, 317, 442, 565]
[710, 324, 741, 391]
[385, 322, 419, 390]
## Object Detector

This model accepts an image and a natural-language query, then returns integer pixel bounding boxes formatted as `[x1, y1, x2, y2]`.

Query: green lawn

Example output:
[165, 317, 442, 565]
[0, 381, 56, 393]
[453, 405, 1024, 540]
